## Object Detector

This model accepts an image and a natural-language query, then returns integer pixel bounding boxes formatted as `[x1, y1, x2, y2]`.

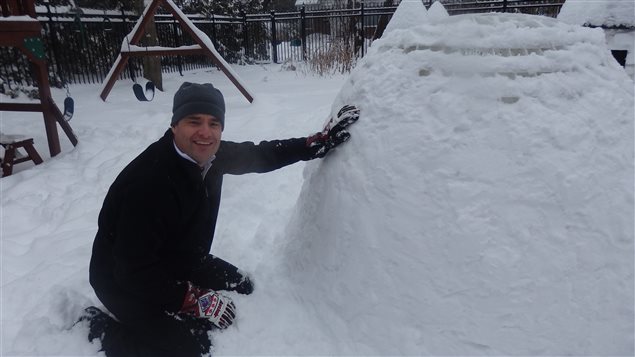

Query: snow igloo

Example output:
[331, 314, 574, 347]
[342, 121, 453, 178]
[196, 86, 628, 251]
[281, 6, 634, 356]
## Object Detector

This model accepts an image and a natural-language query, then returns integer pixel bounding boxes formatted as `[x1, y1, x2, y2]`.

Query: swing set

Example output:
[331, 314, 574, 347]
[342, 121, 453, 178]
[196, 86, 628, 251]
[100, 0, 254, 103]
[0, 0, 78, 176]
[97, 8, 155, 101]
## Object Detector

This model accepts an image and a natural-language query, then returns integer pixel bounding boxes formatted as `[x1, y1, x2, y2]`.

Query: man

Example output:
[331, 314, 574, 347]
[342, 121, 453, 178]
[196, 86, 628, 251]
[82, 82, 359, 356]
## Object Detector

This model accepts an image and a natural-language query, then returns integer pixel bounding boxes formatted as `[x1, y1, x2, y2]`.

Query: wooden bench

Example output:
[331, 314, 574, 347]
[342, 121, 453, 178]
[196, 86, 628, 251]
[0, 134, 43, 177]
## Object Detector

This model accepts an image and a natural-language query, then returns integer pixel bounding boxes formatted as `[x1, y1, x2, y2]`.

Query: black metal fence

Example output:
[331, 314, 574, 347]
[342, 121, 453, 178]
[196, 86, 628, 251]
[1, 0, 565, 87]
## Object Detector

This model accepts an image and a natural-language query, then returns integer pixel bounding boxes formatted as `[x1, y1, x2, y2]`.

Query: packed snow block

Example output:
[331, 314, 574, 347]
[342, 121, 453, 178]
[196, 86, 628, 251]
[383, 0, 428, 35]
[427, 1, 449, 20]
[283, 13, 634, 356]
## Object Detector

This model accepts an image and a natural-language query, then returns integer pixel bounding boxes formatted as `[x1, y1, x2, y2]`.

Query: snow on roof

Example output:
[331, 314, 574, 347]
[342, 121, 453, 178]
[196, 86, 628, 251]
[383, 0, 428, 34]
[286, 11, 633, 355]
[558, 0, 635, 28]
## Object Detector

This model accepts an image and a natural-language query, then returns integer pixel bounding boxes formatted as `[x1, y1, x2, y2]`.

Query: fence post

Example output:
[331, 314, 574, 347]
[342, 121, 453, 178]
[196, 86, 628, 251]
[241, 10, 249, 61]
[172, 12, 183, 75]
[300, 5, 306, 61]
[359, 2, 364, 57]
[270, 10, 278, 64]
[502, 0, 508, 12]
[121, 6, 126, 29]
[211, 13, 217, 48]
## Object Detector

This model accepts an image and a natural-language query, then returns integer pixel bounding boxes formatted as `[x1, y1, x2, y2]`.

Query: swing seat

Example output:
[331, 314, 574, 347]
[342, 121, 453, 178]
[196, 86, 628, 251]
[133, 81, 155, 101]
[63, 96, 74, 121]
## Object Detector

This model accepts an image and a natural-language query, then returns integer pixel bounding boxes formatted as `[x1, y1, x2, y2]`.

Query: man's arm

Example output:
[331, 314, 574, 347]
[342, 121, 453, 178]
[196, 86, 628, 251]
[216, 105, 359, 175]
[216, 137, 314, 175]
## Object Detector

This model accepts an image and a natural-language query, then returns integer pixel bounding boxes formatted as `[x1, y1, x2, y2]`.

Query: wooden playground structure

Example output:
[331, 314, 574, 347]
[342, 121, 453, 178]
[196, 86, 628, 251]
[99, 0, 254, 103]
[0, 0, 78, 176]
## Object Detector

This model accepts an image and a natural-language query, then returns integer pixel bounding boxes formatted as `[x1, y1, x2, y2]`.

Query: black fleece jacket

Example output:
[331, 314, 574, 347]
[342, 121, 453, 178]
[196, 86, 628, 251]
[89, 129, 312, 321]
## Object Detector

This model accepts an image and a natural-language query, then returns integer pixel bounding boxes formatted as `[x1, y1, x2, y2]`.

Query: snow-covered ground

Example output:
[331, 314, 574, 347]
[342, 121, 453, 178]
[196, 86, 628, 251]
[1, 4, 634, 356]
[0, 64, 345, 355]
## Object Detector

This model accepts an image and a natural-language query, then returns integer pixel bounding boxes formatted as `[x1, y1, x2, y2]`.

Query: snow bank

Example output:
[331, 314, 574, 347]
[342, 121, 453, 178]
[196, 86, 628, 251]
[283, 12, 634, 355]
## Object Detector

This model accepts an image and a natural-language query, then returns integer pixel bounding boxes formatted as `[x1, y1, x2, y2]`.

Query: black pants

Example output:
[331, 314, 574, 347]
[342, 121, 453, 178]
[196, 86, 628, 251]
[100, 313, 215, 357]
[98, 255, 252, 357]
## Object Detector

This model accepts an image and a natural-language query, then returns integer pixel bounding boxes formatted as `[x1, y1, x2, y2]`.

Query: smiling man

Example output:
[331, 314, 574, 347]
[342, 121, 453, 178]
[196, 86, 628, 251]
[84, 82, 359, 356]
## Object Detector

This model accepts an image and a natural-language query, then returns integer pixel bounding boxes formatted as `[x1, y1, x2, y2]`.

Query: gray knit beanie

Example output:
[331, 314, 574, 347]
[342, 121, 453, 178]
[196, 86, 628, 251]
[171, 82, 225, 128]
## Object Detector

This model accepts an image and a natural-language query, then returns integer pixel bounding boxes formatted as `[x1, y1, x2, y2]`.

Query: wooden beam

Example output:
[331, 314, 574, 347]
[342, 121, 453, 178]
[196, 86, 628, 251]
[129, 0, 164, 45]
[48, 96, 78, 147]
[200, 47, 254, 103]
[0, 19, 40, 32]
[1, 0, 10, 16]
[30, 60, 61, 156]
[2, 0, 19, 16]
[0, 21, 40, 48]
[0, 103, 43, 112]
[99, 54, 131, 101]
[122, 47, 205, 57]
[165, 1, 254, 102]
[22, 0, 35, 17]
[0, 0, 37, 17]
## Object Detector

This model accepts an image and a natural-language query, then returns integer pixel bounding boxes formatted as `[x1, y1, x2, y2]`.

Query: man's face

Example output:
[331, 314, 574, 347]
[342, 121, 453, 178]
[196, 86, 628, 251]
[171, 114, 222, 166]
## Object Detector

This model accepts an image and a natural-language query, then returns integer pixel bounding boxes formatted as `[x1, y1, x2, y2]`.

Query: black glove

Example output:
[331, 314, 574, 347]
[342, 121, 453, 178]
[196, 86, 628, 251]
[306, 105, 360, 159]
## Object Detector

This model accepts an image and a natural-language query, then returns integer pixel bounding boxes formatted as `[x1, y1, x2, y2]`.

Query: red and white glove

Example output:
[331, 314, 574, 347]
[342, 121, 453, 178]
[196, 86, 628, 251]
[180, 282, 236, 329]
[306, 105, 360, 159]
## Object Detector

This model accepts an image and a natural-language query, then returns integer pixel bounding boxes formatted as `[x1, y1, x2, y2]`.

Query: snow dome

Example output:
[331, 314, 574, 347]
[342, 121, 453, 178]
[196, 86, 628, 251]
[283, 11, 634, 356]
